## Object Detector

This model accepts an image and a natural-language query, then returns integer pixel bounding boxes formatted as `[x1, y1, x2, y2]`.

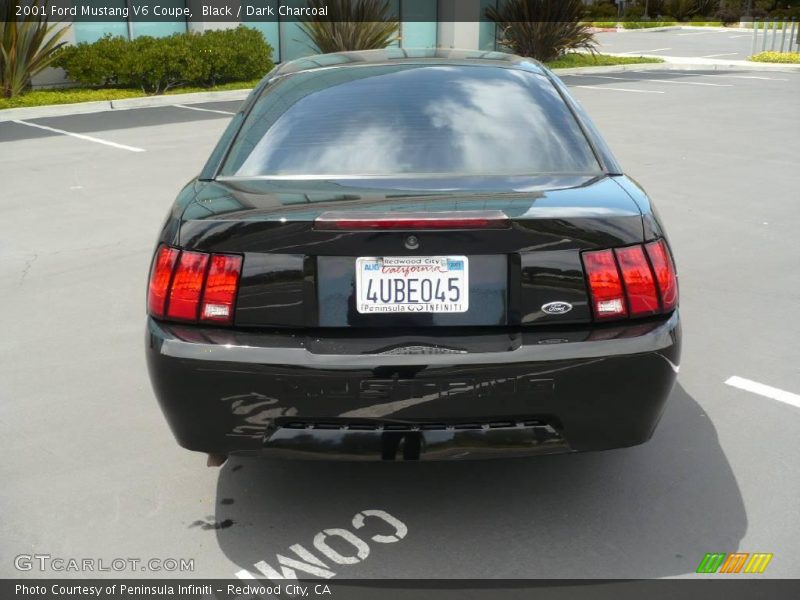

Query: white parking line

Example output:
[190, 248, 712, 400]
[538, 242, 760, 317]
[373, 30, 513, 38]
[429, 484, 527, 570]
[725, 376, 800, 410]
[618, 48, 672, 54]
[575, 75, 732, 87]
[702, 53, 740, 58]
[667, 73, 788, 81]
[173, 104, 235, 115]
[729, 34, 751, 38]
[640, 78, 733, 87]
[12, 120, 145, 152]
[677, 32, 713, 36]
[573, 85, 665, 94]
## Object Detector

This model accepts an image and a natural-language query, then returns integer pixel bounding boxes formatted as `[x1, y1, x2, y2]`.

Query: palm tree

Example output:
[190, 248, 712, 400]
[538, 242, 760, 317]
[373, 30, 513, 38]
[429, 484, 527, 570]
[299, 0, 399, 53]
[1, 0, 68, 98]
[485, 0, 596, 63]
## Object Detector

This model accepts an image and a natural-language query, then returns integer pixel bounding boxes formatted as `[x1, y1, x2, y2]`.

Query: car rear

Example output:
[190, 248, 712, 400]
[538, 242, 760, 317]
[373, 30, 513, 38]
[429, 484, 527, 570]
[145, 52, 681, 461]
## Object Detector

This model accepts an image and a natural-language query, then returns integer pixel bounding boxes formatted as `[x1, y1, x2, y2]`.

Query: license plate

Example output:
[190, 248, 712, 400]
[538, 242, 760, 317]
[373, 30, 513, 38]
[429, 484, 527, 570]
[356, 256, 469, 314]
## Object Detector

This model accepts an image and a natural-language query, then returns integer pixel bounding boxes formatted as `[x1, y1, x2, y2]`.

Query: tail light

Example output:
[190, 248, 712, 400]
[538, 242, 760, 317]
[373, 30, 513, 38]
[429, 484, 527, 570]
[582, 249, 627, 320]
[582, 239, 677, 322]
[147, 246, 179, 319]
[201, 254, 243, 323]
[167, 251, 210, 321]
[645, 239, 678, 312]
[615, 245, 659, 316]
[147, 245, 242, 325]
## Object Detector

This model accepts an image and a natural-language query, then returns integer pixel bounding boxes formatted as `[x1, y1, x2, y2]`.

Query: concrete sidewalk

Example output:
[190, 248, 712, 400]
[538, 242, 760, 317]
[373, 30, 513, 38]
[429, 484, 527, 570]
[0, 89, 252, 122]
[555, 55, 800, 74]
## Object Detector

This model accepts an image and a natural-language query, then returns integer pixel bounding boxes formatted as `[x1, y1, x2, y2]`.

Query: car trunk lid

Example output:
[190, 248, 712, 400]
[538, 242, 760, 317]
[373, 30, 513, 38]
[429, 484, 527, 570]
[177, 175, 644, 328]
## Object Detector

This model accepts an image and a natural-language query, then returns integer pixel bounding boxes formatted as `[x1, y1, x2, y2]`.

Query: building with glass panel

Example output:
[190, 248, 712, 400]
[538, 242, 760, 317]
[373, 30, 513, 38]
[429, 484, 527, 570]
[39, 0, 599, 87]
[49, 1, 521, 63]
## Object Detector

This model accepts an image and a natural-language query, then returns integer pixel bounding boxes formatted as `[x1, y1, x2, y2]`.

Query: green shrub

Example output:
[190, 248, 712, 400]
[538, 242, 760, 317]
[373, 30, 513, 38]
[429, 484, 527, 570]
[644, 0, 718, 21]
[622, 18, 679, 29]
[690, 0, 720, 17]
[683, 15, 722, 25]
[55, 27, 273, 94]
[769, 7, 800, 19]
[0, 87, 141, 109]
[122, 35, 194, 94]
[749, 51, 800, 63]
[754, 20, 788, 29]
[624, 5, 646, 19]
[189, 27, 275, 87]
[583, 1, 618, 20]
[714, 8, 740, 25]
[0, 80, 261, 110]
[545, 53, 663, 69]
[54, 35, 127, 87]
[663, 0, 702, 21]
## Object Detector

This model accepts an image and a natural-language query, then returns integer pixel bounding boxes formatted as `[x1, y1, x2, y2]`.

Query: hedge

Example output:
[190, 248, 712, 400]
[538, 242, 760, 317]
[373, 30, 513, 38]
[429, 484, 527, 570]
[749, 51, 800, 64]
[622, 19, 679, 29]
[55, 27, 274, 94]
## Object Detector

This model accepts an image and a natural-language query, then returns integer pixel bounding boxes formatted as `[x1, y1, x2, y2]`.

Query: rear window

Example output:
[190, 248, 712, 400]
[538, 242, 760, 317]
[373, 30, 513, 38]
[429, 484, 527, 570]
[220, 64, 600, 178]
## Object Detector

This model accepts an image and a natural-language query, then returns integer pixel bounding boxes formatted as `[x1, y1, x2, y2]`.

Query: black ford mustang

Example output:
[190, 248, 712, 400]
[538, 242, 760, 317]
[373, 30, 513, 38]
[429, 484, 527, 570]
[145, 49, 680, 463]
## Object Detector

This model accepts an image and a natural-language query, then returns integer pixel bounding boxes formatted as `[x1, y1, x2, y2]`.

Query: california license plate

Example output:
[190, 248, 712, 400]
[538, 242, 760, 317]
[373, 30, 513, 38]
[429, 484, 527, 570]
[356, 256, 469, 314]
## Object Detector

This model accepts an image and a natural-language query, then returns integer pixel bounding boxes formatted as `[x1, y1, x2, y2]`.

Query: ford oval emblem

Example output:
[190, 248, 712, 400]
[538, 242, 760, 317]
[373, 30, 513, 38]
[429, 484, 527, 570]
[541, 301, 573, 315]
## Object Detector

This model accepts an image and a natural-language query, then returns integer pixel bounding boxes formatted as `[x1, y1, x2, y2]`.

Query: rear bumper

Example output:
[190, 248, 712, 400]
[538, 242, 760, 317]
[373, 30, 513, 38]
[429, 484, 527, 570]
[145, 313, 681, 460]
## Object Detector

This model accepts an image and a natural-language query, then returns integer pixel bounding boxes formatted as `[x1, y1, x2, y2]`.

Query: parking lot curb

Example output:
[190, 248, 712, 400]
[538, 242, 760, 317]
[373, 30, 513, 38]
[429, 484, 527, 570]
[555, 59, 800, 75]
[597, 25, 758, 33]
[0, 100, 118, 122]
[110, 89, 251, 110]
[0, 88, 252, 122]
[614, 26, 684, 33]
[555, 50, 800, 74]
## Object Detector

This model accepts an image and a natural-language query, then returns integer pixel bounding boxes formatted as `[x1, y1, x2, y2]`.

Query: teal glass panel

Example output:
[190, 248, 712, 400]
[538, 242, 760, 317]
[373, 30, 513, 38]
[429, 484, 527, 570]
[400, 0, 436, 48]
[72, 0, 127, 42]
[244, 0, 281, 63]
[130, 0, 187, 38]
[280, 20, 314, 61]
[278, 0, 314, 60]
[386, 0, 400, 48]
[479, 0, 498, 51]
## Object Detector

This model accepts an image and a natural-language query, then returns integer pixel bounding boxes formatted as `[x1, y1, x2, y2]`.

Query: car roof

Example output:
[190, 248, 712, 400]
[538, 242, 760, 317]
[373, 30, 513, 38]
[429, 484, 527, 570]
[270, 48, 547, 79]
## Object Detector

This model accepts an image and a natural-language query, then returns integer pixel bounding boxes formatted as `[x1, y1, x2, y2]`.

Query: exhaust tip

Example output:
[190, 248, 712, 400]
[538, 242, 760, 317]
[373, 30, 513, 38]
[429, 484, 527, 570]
[207, 453, 228, 467]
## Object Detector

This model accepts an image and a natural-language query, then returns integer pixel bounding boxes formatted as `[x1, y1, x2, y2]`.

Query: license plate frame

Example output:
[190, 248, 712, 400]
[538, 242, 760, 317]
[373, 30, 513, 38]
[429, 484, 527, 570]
[355, 256, 469, 314]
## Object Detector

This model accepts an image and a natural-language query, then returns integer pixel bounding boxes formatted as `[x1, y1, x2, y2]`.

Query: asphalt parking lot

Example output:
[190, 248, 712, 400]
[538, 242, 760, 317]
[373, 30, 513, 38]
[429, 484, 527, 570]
[594, 27, 788, 59]
[2, 69, 799, 581]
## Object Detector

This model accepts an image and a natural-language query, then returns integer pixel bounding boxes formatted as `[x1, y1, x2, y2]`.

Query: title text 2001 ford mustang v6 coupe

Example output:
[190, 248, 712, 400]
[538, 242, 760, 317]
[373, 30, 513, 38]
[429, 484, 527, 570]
[145, 50, 680, 463]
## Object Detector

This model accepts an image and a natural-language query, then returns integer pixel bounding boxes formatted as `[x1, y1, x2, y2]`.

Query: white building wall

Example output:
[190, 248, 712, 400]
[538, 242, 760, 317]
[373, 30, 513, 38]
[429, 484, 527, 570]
[437, 0, 481, 49]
